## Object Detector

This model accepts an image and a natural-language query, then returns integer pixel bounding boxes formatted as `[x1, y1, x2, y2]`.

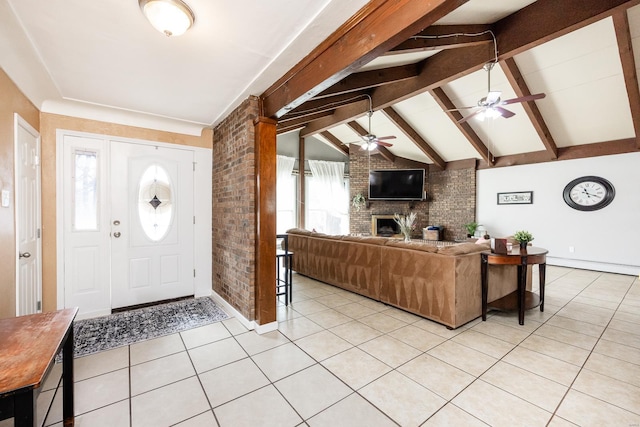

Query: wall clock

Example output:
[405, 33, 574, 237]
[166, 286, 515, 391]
[563, 176, 615, 211]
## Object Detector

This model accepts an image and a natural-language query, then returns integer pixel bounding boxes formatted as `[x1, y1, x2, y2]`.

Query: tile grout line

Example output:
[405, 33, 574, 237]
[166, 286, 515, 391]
[545, 274, 640, 425]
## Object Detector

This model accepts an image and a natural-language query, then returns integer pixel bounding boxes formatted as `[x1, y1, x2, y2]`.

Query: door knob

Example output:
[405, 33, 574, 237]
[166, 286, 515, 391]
[19, 252, 31, 258]
[113, 232, 121, 238]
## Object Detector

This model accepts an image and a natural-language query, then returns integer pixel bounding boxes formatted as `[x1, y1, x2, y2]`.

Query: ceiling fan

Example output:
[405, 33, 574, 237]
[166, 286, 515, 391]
[452, 62, 546, 124]
[348, 99, 396, 151]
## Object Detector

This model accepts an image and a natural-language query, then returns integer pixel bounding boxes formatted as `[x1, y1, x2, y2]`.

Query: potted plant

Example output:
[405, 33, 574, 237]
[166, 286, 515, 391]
[394, 212, 417, 242]
[513, 230, 534, 250]
[352, 193, 366, 211]
[463, 222, 479, 238]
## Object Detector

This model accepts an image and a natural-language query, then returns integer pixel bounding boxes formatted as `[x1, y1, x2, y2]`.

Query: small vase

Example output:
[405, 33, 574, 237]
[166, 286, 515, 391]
[519, 241, 527, 250]
[404, 234, 411, 242]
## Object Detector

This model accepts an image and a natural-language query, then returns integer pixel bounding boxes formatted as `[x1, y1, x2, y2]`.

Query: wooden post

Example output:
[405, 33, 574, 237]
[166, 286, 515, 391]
[254, 117, 277, 326]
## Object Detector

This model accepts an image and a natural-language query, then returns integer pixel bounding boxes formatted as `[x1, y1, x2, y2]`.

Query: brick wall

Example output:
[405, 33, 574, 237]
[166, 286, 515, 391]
[212, 96, 260, 320]
[349, 147, 429, 237]
[349, 146, 477, 241]
[428, 167, 476, 241]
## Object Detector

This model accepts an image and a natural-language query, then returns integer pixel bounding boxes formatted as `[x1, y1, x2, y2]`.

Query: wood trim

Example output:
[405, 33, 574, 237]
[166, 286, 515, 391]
[261, 0, 470, 118]
[319, 131, 349, 156]
[298, 136, 306, 228]
[381, 107, 446, 169]
[500, 58, 558, 158]
[254, 116, 277, 325]
[613, 11, 640, 148]
[429, 87, 493, 165]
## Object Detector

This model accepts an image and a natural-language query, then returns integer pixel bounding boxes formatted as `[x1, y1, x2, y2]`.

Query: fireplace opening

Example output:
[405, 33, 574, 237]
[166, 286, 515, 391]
[371, 215, 401, 237]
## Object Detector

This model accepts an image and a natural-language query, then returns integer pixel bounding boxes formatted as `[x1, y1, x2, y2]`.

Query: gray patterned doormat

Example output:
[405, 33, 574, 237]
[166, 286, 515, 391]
[71, 297, 229, 358]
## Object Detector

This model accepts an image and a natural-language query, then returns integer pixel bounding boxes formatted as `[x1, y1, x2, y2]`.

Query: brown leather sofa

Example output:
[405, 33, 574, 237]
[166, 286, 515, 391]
[287, 228, 523, 329]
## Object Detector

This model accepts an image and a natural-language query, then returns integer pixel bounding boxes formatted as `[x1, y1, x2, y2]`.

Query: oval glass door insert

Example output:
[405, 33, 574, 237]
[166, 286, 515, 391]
[138, 164, 173, 241]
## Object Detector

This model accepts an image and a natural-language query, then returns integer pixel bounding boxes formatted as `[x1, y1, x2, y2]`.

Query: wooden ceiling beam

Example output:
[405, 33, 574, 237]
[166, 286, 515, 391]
[478, 138, 638, 169]
[300, 99, 370, 138]
[312, 64, 419, 100]
[286, 92, 366, 117]
[347, 121, 396, 163]
[319, 131, 349, 156]
[277, 111, 334, 135]
[613, 11, 640, 148]
[381, 107, 446, 169]
[428, 87, 493, 165]
[387, 24, 493, 54]
[261, 0, 470, 118]
[372, 0, 640, 111]
[500, 58, 558, 159]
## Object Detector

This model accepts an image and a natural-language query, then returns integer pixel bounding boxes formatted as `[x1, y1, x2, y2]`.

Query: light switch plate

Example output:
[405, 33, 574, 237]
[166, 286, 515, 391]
[1, 190, 10, 207]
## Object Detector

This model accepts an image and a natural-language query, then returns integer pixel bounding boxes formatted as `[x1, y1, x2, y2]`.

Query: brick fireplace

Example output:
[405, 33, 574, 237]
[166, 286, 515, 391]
[371, 214, 401, 237]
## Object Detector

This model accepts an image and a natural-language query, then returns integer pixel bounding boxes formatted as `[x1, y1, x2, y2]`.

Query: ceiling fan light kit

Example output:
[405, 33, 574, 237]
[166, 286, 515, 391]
[346, 95, 396, 152]
[139, 0, 195, 37]
[451, 58, 546, 124]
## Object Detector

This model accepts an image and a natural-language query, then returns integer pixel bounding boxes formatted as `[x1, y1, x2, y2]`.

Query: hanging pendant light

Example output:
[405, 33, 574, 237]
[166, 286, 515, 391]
[139, 0, 195, 37]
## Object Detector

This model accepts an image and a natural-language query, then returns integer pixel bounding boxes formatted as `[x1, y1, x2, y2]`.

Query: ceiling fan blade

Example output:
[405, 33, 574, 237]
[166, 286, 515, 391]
[458, 109, 485, 124]
[446, 106, 478, 111]
[486, 91, 502, 104]
[494, 106, 515, 118]
[375, 136, 396, 141]
[377, 141, 393, 147]
[501, 93, 546, 105]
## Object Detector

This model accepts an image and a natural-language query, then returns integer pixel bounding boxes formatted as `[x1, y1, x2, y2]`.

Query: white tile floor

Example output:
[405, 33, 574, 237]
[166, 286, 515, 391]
[3, 266, 639, 427]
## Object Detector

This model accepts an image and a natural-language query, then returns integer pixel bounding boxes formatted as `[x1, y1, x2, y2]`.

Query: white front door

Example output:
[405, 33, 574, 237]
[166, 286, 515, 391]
[15, 114, 42, 316]
[110, 142, 195, 308]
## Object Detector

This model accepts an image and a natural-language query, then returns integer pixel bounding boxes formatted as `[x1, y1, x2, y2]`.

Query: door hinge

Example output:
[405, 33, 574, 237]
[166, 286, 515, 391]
[37, 301, 41, 311]
[37, 228, 41, 238]
[193, 162, 196, 171]
[193, 269, 196, 278]
[34, 155, 40, 166]
[193, 216, 196, 225]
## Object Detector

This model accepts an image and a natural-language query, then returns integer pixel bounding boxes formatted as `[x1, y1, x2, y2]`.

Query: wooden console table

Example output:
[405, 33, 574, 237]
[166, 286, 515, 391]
[481, 247, 547, 325]
[0, 308, 78, 426]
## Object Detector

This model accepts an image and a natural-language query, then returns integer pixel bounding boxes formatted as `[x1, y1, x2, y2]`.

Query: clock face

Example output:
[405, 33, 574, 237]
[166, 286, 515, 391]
[563, 176, 615, 211]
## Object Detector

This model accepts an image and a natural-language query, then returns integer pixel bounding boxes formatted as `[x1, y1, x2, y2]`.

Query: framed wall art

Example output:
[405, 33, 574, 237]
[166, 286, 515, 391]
[497, 191, 533, 205]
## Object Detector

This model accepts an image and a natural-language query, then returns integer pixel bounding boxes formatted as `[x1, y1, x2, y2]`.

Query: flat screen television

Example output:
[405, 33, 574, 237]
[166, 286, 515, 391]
[369, 169, 425, 200]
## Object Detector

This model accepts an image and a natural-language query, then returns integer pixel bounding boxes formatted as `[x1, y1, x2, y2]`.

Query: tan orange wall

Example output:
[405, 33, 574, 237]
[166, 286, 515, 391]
[38, 114, 213, 313]
[0, 69, 40, 319]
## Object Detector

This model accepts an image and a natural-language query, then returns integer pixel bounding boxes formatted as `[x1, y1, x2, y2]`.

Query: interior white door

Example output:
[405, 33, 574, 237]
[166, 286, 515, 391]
[110, 142, 195, 308]
[15, 114, 42, 316]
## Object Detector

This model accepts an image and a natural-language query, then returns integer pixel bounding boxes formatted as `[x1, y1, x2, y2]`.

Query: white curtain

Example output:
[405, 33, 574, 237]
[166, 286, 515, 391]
[276, 155, 296, 233]
[308, 160, 347, 235]
[277, 155, 295, 181]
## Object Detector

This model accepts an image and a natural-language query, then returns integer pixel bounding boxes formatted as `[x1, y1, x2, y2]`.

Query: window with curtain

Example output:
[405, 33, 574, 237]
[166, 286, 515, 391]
[276, 155, 296, 233]
[306, 160, 349, 235]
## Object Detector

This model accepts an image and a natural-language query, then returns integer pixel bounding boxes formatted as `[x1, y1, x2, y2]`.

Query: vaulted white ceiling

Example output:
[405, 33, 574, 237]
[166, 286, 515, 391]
[2, 0, 639, 165]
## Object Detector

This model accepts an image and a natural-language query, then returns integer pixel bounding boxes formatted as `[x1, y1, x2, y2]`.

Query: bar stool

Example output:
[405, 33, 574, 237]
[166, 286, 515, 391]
[276, 234, 293, 305]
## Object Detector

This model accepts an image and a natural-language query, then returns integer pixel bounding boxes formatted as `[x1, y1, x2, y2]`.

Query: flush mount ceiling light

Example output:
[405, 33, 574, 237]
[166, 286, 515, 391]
[139, 0, 195, 37]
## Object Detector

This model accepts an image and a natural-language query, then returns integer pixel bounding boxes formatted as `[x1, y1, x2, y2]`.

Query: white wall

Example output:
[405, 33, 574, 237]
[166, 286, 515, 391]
[477, 152, 640, 275]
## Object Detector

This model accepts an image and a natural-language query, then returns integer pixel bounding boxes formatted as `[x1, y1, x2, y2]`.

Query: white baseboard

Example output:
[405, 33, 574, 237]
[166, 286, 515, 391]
[255, 321, 278, 334]
[209, 290, 280, 334]
[548, 257, 640, 276]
